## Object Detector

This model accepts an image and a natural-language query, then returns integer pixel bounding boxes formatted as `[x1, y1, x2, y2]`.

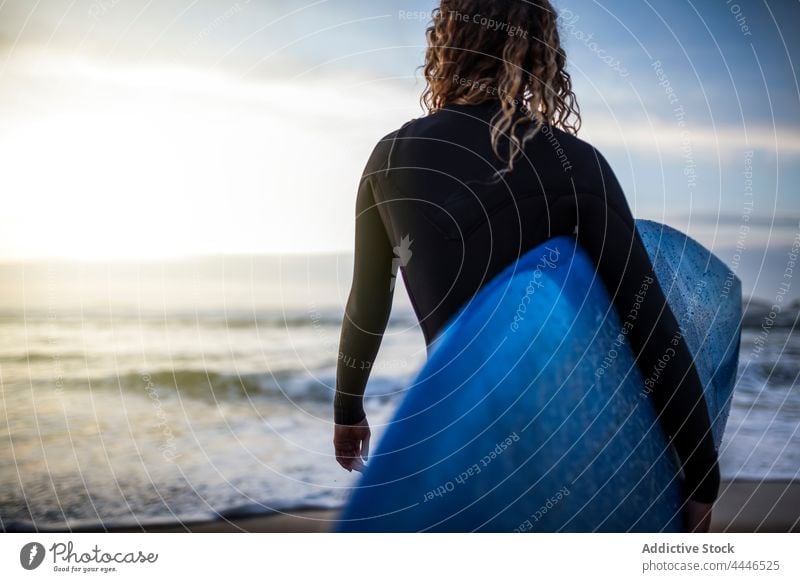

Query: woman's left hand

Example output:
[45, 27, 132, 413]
[333, 417, 371, 473]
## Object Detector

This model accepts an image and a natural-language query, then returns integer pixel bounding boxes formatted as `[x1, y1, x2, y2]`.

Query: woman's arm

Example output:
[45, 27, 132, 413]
[564, 149, 720, 506]
[334, 174, 396, 427]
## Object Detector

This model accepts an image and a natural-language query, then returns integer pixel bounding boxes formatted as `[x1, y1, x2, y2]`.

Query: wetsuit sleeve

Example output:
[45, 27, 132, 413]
[563, 151, 720, 504]
[334, 174, 396, 425]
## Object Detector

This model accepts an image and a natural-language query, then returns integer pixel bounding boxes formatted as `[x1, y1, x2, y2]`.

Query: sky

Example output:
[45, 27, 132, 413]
[0, 0, 798, 260]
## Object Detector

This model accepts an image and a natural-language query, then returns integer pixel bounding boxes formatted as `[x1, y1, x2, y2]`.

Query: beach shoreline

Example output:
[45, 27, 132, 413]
[26, 480, 795, 533]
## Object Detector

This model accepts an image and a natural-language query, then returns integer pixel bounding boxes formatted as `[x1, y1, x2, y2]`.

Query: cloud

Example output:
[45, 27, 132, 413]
[581, 117, 800, 160]
[0, 50, 418, 259]
[671, 213, 800, 228]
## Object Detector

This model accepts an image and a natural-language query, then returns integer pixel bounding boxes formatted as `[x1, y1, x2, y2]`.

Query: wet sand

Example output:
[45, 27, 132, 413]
[112, 480, 799, 533]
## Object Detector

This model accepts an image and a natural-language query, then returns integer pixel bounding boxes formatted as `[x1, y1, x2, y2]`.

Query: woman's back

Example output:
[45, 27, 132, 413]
[334, 0, 721, 525]
[363, 100, 624, 346]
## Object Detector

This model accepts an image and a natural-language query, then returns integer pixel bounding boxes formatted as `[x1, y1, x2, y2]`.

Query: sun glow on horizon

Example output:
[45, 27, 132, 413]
[0, 52, 418, 260]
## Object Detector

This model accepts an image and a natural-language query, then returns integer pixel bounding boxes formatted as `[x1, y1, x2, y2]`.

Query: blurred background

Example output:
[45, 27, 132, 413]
[0, 0, 797, 530]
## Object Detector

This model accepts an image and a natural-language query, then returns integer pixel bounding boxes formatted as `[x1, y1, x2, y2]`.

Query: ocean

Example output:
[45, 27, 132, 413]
[0, 255, 797, 530]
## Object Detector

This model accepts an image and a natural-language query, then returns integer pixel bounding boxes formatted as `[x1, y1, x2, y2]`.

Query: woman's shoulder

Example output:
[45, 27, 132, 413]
[537, 123, 605, 161]
[361, 127, 405, 178]
[361, 114, 437, 176]
[535, 124, 618, 179]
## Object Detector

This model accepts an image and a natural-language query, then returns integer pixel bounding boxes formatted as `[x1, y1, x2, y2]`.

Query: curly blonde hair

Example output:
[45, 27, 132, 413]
[421, 0, 581, 174]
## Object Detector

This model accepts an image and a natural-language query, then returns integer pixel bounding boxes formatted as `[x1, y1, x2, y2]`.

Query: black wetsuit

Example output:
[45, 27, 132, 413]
[334, 101, 720, 503]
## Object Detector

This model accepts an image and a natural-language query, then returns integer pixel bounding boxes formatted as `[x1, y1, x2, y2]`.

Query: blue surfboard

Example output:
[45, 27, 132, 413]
[336, 220, 741, 532]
